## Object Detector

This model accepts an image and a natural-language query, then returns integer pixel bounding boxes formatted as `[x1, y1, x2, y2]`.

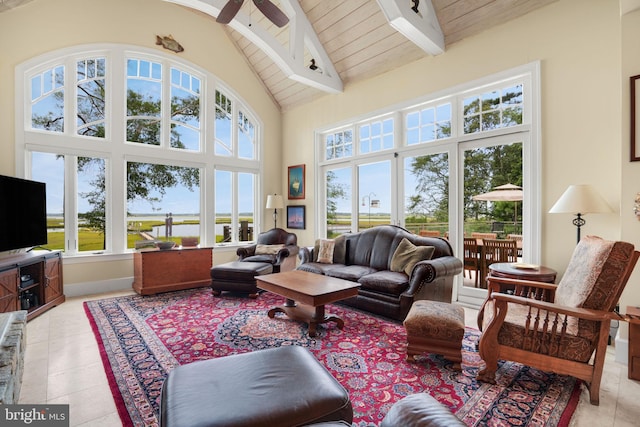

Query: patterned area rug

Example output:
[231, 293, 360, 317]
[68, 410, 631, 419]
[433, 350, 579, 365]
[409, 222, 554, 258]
[84, 288, 580, 427]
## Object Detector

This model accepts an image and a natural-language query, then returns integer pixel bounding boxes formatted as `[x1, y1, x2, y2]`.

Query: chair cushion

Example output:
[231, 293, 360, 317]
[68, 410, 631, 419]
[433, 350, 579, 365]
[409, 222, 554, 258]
[255, 244, 284, 255]
[556, 236, 635, 312]
[242, 254, 276, 264]
[482, 300, 593, 362]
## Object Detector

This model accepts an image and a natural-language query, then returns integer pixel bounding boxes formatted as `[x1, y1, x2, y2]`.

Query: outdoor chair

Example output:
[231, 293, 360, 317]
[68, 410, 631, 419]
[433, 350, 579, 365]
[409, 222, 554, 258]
[470, 232, 497, 240]
[491, 221, 505, 235]
[507, 234, 523, 257]
[463, 237, 480, 287]
[476, 235, 639, 405]
[419, 230, 441, 237]
[482, 238, 518, 268]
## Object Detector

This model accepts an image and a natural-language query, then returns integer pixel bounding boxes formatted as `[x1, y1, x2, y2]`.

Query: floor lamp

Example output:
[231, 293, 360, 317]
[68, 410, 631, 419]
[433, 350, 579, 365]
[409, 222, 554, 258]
[549, 184, 613, 244]
[266, 194, 284, 229]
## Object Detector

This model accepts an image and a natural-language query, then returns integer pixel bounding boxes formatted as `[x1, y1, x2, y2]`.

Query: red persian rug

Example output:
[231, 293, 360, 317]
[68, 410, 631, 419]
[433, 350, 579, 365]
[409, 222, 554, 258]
[84, 288, 581, 427]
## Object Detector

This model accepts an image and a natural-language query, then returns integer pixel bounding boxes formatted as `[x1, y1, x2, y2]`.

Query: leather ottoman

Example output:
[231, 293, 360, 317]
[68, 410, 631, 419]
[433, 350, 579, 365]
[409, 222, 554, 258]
[380, 393, 466, 427]
[403, 300, 465, 370]
[160, 346, 353, 427]
[210, 261, 273, 298]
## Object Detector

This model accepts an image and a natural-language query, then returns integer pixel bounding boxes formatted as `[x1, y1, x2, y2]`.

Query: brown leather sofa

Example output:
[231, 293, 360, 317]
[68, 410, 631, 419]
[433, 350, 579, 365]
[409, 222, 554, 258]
[297, 225, 463, 321]
[237, 227, 299, 273]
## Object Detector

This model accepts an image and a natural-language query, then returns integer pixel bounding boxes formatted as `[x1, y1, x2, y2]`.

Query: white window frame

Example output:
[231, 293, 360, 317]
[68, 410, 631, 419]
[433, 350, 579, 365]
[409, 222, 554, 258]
[316, 62, 541, 307]
[15, 44, 264, 260]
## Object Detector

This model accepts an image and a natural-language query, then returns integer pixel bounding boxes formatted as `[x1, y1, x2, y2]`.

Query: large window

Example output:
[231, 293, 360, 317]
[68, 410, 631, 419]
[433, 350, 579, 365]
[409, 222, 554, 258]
[317, 63, 540, 306]
[17, 45, 262, 256]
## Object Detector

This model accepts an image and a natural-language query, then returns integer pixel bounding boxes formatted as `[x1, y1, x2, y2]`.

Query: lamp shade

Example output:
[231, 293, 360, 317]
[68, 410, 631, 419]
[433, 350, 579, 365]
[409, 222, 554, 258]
[549, 185, 613, 214]
[266, 194, 284, 209]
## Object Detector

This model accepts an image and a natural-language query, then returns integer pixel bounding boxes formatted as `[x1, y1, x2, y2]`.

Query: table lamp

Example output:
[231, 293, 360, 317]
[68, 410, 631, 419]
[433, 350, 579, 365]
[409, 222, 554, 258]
[549, 184, 613, 244]
[265, 194, 284, 229]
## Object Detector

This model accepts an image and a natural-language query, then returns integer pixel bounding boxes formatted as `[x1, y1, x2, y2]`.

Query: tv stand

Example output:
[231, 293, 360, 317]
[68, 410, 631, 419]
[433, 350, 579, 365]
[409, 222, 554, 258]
[27, 246, 52, 252]
[0, 251, 64, 321]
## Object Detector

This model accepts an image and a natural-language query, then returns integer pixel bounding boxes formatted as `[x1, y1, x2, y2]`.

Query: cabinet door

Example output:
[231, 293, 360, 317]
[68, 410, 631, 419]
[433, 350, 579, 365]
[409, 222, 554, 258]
[0, 268, 18, 313]
[44, 256, 62, 303]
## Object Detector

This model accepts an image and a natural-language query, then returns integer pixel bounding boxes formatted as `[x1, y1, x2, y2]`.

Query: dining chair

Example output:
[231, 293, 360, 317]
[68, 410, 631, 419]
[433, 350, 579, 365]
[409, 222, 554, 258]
[507, 234, 523, 257]
[482, 238, 518, 269]
[463, 237, 480, 287]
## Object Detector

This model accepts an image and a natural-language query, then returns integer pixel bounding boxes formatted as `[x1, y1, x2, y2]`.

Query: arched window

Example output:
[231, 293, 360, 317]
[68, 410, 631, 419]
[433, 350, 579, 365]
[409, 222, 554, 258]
[16, 44, 262, 256]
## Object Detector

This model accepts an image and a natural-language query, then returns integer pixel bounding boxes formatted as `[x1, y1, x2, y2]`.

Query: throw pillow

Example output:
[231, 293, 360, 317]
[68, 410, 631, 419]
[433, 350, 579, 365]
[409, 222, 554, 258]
[390, 238, 435, 276]
[255, 244, 284, 255]
[317, 239, 335, 264]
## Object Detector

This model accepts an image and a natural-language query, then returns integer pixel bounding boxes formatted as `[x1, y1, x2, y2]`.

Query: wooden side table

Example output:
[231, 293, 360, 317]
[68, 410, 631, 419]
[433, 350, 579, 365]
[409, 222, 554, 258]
[488, 263, 557, 283]
[627, 305, 640, 380]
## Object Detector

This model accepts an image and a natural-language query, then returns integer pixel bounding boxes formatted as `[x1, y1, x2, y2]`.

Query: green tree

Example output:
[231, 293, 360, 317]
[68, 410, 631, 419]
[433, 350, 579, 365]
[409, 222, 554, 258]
[408, 153, 449, 222]
[326, 170, 347, 221]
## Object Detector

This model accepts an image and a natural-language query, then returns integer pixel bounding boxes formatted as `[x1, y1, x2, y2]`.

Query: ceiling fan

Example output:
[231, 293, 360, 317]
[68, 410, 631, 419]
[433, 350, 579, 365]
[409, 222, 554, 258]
[216, 0, 289, 28]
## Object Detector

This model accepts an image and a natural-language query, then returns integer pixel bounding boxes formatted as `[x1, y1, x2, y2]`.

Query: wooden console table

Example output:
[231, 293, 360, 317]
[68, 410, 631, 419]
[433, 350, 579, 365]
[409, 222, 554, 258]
[132, 247, 213, 295]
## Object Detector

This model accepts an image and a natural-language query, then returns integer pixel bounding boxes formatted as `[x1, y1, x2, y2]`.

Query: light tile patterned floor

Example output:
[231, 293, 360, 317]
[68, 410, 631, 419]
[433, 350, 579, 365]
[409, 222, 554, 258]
[18, 290, 640, 426]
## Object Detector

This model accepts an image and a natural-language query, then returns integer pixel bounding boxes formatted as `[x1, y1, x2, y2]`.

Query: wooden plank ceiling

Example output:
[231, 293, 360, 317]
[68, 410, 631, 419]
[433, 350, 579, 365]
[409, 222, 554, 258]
[221, 0, 557, 111]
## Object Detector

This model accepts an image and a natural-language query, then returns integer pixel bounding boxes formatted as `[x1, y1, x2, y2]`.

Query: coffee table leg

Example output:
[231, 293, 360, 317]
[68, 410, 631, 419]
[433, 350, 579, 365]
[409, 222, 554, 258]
[267, 302, 345, 337]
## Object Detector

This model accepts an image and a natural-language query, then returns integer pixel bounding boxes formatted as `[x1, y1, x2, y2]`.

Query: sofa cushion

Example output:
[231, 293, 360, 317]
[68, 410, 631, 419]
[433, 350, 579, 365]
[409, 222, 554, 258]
[255, 244, 284, 255]
[390, 238, 435, 276]
[313, 236, 347, 264]
[317, 239, 335, 264]
[326, 265, 377, 282]
[358, 271, 409, 296]
[297, 263, 346, 275]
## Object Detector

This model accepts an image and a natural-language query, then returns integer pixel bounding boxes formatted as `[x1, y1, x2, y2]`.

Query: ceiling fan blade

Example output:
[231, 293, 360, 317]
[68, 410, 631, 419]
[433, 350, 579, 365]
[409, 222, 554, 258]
[216, 0, 244, 24]
[252, 0, 289, 27]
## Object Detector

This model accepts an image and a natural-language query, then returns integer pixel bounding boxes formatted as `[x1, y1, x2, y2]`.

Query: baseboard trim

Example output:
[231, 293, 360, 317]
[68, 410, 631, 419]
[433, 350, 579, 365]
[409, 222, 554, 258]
[64, 277, 133, 298]
[615, 334, 628, 365]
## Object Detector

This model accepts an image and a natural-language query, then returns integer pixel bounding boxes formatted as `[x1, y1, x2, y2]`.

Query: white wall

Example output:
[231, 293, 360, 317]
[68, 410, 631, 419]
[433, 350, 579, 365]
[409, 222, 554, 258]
[0, 0, 283, 290]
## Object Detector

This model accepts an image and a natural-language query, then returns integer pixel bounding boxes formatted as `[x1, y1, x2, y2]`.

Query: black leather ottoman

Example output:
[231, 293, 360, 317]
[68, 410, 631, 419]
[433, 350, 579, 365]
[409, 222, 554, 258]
[160, 346, 353, 427]
[210, 261, 273, 298]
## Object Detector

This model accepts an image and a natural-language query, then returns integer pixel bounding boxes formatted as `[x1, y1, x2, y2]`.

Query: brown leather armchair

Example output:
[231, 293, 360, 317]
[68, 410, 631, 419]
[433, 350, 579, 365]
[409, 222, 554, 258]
[236, 228, 299, 273]
[477, 235, 639, 405]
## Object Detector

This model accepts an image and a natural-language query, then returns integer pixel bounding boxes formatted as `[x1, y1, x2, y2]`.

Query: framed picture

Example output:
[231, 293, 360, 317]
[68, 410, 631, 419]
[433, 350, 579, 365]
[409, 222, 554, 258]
[632, 75, 640, 161]
[288, 164, 305, 199]
[286, 205, 305, 229]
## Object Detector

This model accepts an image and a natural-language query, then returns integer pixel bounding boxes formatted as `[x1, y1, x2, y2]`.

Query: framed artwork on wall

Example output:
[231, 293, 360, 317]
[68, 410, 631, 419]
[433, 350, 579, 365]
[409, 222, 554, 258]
[286, 205, 305, 229]
[631, 74, 640, 161]
[288, 164, 305, 199]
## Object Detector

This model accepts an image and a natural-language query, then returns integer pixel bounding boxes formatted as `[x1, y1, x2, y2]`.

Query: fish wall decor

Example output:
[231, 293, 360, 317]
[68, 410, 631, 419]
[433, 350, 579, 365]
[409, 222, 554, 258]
[155, 35, 184, 53]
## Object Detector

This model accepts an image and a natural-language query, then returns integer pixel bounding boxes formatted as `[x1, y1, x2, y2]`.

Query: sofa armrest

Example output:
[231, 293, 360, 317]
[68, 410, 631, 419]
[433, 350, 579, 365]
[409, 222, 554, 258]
[408, 256, 462, 288]
[402, 256, 463, 300]
[237, 245, 257, 260]
[298, 246, 314, 264]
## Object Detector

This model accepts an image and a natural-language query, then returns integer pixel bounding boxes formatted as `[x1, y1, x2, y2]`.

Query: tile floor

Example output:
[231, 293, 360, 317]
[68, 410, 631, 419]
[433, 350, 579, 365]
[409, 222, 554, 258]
[18, 290, 640, 426]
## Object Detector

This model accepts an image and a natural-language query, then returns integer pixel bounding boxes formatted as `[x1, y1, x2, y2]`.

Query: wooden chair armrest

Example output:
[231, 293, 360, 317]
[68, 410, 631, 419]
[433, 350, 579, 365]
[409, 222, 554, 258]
[486, 276, 557, 301]
[492, 293, 613, 322]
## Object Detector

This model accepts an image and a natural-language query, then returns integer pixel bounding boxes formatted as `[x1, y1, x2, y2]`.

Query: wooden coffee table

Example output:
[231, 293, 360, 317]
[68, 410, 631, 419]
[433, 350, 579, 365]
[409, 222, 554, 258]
[256, 270, 360, 337]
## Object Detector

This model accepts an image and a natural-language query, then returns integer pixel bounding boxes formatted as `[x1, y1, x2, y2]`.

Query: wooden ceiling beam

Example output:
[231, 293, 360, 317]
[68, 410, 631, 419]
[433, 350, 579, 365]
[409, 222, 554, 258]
[164, 0, 343, 93]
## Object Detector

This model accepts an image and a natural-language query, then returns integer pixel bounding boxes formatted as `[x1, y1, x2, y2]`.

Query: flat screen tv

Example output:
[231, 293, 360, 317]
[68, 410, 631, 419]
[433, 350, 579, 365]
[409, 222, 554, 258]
[0, 175, 47, 252]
